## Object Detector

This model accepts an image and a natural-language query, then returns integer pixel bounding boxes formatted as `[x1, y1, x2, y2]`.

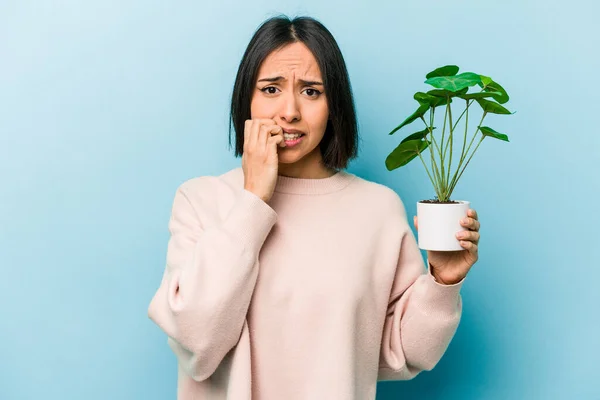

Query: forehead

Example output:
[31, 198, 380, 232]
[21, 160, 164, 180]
[258, 42, 322, 78]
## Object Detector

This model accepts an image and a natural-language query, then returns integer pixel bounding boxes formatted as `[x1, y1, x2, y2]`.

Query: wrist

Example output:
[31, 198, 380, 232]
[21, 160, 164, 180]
[429, 263, 464, 285]
[244, 187, 269, 203]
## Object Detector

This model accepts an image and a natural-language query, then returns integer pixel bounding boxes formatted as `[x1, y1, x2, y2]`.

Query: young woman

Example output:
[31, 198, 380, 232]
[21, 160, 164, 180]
[148, 15, 481, 400]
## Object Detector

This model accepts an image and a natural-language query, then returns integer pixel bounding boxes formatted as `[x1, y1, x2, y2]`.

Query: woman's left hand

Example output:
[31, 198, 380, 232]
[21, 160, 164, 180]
[413, 208, 480, 285]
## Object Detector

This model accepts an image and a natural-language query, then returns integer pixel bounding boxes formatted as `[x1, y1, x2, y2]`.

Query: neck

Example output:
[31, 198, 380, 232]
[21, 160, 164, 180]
[278, 151, 336, 179]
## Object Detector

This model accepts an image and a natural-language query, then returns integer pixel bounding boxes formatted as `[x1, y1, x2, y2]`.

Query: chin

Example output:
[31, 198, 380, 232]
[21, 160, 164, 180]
[278, 154, 302, 164]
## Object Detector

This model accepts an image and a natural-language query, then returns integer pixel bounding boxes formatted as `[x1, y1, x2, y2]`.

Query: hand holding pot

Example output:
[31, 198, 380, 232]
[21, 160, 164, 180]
[413, 208, 480, 285]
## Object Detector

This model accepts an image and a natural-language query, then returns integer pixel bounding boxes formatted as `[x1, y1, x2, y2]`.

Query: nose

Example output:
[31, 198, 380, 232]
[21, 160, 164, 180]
[279, 91, 301, 123]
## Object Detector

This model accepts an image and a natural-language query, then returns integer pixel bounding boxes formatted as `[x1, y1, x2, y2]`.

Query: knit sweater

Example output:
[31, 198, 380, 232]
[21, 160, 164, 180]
[147, 166, 464, 399]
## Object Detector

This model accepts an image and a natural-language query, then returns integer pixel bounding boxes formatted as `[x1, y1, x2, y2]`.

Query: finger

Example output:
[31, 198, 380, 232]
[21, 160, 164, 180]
[268, 124, 285, 148]
[244, 119, 256, 153]
[259, 119, 278, 145]
[468, 208, 478, 220]
[261, 124, 284, 150]
[459, 240, 478, 253]
[249, 119, 260, 150]
[255, 118, 276, 131]
[250, 119, 275, 151]
[267, 134, 284, 151]
[413, 215, 418, 230]
[257, 123, 269, 152]
[244, 119, 252, 149]
[460, 217, 480, 231]
[457, 231, 480, 243]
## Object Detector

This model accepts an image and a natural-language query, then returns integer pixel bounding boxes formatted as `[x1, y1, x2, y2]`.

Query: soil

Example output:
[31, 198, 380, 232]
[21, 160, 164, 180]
[419, 199, 461, 204]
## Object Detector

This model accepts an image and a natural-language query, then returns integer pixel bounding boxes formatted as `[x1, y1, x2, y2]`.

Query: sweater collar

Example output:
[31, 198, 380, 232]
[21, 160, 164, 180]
[273, 169, 356, 195]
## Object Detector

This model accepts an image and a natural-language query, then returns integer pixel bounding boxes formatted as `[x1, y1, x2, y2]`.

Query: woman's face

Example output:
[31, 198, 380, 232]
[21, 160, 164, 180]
[250, 42, 329, 172]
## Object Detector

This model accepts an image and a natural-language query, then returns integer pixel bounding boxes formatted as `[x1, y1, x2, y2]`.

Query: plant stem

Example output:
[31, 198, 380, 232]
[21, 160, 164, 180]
[448, 111, 487, 193]
[442, 101, 452, 162]
[444, 99, 454, 200]
[463, 112, 487, 165]
[447, 99, 470, 199]
[414, 109, 440, 199]
[448, 135, 485, 195]
[417, 152, 441, 200]
[421, 115, 443, 193]
[418, 86, 491, 201]
[462, 99, 470, 156]
[428, 109, 443, 193]
[450, 88, 485, 131]
[439, 100, 449, 191]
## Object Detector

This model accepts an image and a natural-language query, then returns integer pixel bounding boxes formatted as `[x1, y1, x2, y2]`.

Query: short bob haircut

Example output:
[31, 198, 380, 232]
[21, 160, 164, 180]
[228, 15, 360, 170]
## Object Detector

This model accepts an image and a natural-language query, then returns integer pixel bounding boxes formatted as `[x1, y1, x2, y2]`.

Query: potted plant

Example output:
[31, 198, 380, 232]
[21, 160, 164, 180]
[385, 65, 514, 251]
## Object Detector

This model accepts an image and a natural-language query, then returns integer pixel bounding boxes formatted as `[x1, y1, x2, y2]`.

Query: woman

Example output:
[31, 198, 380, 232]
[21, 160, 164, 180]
[148, 15, 480, 400]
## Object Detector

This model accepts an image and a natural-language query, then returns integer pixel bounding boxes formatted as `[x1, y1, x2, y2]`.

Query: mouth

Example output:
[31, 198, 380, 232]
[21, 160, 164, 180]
[282, 129, 305, 141]
[281, 129, 306, 147]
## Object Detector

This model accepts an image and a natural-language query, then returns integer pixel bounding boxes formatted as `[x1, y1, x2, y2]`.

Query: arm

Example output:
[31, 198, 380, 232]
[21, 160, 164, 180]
[147, 182, 277, 382]
[378, 214, 464, 381]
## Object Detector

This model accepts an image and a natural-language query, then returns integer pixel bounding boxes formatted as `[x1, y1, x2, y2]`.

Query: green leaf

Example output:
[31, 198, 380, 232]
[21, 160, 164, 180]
[479, 126, 509, 142]
[401, 127, 436, 144]
[457, 91, 502, 100]
[477, 79, 509, 104]
[385, 139, 430, 171]
[414, 92, 450, 107]
[479, 74, 493, 87]
[388, 103, 430, 135]
[475, 98, 513, 114]
[425, 65, 459, 79]
[425, 72, 483, 92]
[427, 87, 468, 98]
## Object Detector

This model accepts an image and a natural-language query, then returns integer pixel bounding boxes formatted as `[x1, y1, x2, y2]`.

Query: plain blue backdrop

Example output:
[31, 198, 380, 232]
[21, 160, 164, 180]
[1, 1, 598, 399]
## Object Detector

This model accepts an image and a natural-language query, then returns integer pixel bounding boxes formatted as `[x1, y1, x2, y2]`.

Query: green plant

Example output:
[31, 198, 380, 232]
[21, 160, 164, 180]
[385, 65, 514, 202]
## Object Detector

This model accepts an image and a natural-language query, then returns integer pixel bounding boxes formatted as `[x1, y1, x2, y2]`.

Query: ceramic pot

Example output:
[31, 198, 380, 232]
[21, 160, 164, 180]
[416, 200, 470, 251]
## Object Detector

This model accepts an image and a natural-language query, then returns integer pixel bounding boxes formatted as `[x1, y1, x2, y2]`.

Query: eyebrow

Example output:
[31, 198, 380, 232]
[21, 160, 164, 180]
[257, 76, 324, 86]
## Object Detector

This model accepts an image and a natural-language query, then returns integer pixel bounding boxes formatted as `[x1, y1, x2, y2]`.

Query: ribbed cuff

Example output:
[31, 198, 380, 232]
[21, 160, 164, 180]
[222, 188, 278, 253]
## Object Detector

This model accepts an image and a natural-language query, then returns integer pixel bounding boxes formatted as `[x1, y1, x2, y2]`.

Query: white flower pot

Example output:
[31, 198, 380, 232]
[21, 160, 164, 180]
[416, 200, 471, 251]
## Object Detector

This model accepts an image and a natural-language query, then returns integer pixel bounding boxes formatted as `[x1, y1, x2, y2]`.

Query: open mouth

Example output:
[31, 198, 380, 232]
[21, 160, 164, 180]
[283, 134, 305, 146]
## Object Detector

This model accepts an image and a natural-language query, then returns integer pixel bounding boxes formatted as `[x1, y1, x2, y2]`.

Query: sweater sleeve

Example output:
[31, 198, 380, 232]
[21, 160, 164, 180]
[147, 181, 277, 382]
[377, 211, 465, 381]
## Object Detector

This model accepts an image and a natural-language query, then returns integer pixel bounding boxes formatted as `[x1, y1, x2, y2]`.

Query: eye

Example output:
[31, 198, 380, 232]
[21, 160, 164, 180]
[260, 86, 279, 95]
[303, 88, 322, 98]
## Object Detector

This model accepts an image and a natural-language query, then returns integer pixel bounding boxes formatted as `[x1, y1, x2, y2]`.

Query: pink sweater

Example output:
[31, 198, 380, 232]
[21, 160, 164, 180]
[147, 166, 464, 399]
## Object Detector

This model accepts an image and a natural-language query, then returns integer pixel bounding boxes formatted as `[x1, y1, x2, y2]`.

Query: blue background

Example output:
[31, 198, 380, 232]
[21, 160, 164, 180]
[1, 1, 598, 399]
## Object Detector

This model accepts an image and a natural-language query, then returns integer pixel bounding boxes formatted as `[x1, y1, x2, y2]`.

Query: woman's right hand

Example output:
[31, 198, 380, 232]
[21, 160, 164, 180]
[242, 119, 286, 203]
